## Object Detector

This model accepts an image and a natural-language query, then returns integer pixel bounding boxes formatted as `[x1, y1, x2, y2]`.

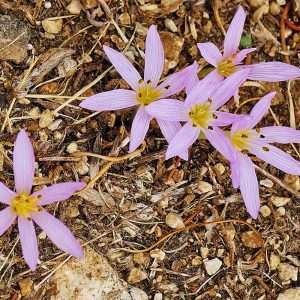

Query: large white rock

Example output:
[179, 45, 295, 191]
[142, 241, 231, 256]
[52, 247, 148, 300]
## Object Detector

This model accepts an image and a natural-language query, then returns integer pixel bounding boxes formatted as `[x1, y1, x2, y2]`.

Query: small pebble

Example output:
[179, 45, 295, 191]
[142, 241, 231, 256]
[164, 19, 177, 32]
[197, 181, 213, 193]
[165, 212, 185, 229]
[200, 247, 209, 258]
[44, 1, 52, 8]
[277, 206, 286, 216]
[260, 179, 274, 188]
[271, 196, 290, 207]
[150, 249, 165, 261]
[277, 263, 298, 281]
[270, 1, 281, 15]
[270, 253, 280, 270]
[203, 258, 222, 275]
[214, 163, 225, 175]
[127, 268, 147, 284]
[260, 205, 271, 217]
[67, 142, 78, 154]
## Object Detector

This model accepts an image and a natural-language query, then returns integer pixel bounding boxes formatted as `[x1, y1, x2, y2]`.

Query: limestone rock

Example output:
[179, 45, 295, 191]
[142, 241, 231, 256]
[277, 288, 300, 300]
[51, 247, 148, 299]
[0, 15, 29, 64]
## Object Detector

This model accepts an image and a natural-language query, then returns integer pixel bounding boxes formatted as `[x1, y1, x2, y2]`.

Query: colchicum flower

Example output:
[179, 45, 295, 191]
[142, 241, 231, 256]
[197, 6, 300, 84]
[146, 69, 250, 160]
[0, 130, 86, 271]
[227, 92, 300, 218]
[80, 25, 190, 158]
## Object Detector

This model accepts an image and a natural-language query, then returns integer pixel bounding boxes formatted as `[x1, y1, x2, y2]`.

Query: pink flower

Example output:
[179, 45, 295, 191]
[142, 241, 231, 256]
[227, 92, 300, 219]
[146, 69, 250, 160]
[0, 130, 86, 271]
[80, 25, 189, 158]
[197, 6, 300, 84]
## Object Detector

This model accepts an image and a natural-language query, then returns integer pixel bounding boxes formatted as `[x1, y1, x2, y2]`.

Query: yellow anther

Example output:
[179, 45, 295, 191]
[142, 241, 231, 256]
[136, 83, 162, 106]
[188, 103, 213, 129]
[11, 193, 41, 217]
[217, 58, 237, 77]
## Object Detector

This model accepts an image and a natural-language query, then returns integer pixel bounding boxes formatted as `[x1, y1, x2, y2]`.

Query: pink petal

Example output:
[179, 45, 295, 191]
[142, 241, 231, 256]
[33, 209, 83, 258]
[248, 92, 276, 128]
[129, 106, 152, 152]
[233, 48, 256, 64]
[184, 73, 219, 107]
[79, 89, 138, 111]
[144, 25, 164, 87]
[103, 46, 141, 91]
[244, 62, 300, 82]
[18, 217, 39, 271]
[230, 115, 253, 133]
[32, 182, 86, 206]
[156, 119, 189, 160]
[230, 160, 240, 188]
[249, 142, 300, 175]
[158, 66, 189, 98]
[210, 69, 249, 110]
[203, 126, 237, 161]
[166, 122, 200, 160]
[213, 111, 240, 126]
[0, 182, 16, 205]
[238, 154, 260, 219]
[184, 62, 199, 95]
[260, 126, 300, 144]
[197, 42, 222, 67]
[223, 6, 246, 58]
[0, 208, 16, 236]
[145, 99, 187, 121]
[14, 130, 35, 195]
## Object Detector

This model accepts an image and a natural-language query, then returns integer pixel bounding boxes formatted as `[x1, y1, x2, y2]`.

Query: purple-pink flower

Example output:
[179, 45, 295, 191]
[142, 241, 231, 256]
[197, 6, 300, 84]
[0, 130, 86, 271]
[80, 25, 189, 158]
[227, 92, 300, 218]
[146, 69, 249, 160]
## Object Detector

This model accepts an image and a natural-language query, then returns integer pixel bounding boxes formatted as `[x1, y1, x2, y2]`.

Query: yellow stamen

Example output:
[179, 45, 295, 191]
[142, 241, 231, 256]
[136, 82, 162, 106]
[230, 129, 251, 151]
[188, 102, 213, 129]
[217, 57, 237, 77]
[11, 193, 41, 217]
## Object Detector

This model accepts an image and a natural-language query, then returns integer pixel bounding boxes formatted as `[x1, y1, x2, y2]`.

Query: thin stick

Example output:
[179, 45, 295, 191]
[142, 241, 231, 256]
[0, 237, 19, 273]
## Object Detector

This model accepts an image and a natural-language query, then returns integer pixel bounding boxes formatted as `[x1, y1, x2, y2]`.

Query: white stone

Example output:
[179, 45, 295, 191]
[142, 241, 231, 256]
[203, 258, 222, 275]
[197, 181, 213, 193]
[271, 196, 291, 207]
[67, 142, 78, 154]
[165, 212, 185, 229]
[278, 263, 298, 281]
[150, 249, 166, 261]
[260, 179, 274, 188]
[44, 1, 52, 8]
[164, 19, 177, 32]
[67, 0, 82, 14]
[42, 18, 63, 34]
[260, 205, 271, 217]
[52, 247, 148, 299]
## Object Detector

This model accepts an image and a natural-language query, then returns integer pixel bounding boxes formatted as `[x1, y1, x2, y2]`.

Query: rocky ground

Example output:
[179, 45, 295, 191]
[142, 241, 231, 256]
[0, 0, 299, 299]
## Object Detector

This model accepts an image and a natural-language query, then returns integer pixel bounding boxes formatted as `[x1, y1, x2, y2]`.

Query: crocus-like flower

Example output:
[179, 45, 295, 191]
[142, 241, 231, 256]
[0, 130, 86, 271]
[146, 69, 250, 160]
[227, 92, 300, 218]
[80, 25, 190, 158]
[197, 6, 300, 84]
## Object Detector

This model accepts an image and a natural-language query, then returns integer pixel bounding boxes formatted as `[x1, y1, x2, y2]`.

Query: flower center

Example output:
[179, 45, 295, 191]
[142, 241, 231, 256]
[217, 56, 237, 77]
[136, 81, 162, 106]
[188, 102, 213, 129]
[11, 193, 42, 217]
[230, 130, 251, 152]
